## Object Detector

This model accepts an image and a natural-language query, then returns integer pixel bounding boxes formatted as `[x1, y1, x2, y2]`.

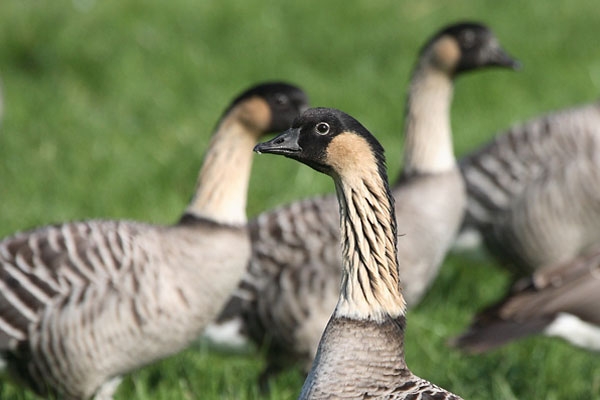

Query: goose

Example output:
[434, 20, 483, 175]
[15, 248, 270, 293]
[459, 100, 600, 274]
[207, 22, 518, 387]
[451, 244, 600, 353]
[0, 81, 308, 399]
[254, 107, 463, 400]
[452, 101, 600, 352]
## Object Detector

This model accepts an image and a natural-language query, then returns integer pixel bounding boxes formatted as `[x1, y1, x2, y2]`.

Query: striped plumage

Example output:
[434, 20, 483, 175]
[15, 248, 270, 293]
[460, 100, 600, 273]
[0, 82, 308, 399]
[255, 107, 462, 400]
[208, 22, 518, 386]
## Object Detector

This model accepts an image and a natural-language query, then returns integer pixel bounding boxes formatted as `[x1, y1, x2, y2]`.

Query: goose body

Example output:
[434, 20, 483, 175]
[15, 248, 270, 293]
[208, 22, 518, 386]
[460, 101, 600, 273]
[0, 82, 308, 399]
[255, 107, 462, 399]
[453, 101, 600, 352]
[0, 219, 247, 398]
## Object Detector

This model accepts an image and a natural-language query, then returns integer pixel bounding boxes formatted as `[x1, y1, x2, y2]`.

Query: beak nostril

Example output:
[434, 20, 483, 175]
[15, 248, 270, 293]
[274, 138, 284, 145]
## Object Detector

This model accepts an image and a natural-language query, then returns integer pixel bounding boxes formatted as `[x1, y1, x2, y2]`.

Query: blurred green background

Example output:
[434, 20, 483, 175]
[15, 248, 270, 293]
[0, 0, 599, 399]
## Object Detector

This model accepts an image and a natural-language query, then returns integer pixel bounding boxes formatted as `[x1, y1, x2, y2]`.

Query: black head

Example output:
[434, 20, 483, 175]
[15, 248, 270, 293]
[225, 82, 309, 134]
[254, 107, 387, 182]
[422, 22, 520, 75]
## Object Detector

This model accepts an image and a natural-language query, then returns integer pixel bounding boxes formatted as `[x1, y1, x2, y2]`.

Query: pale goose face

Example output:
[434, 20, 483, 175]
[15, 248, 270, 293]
[426, 21, 520, 75]
[253, 107, 385, 178]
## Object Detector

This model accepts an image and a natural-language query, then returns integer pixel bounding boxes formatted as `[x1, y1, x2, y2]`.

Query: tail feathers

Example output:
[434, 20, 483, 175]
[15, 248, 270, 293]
[449, 280, 555, 353]
[203, 317, 250, 350]
[449, 316, 553, 353]
[214, 295, 246, 325]
[204, 296, 250, 350]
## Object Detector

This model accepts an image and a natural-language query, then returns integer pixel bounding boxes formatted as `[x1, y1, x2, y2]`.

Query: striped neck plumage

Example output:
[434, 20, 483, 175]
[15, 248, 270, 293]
[332, 165, 406, 322]
[185, 117, 257, 226]
[402, 63, 456, 175]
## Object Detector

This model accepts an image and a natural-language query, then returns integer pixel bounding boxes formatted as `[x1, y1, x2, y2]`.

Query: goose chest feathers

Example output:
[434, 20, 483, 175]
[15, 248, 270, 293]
[0, 82, 308, 399]
[206, 21, 518, 387]
[255, 107, 462, 399]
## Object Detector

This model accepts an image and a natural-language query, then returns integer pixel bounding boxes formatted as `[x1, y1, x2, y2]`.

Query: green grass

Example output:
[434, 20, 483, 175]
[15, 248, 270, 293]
[1, 0, 599, 398]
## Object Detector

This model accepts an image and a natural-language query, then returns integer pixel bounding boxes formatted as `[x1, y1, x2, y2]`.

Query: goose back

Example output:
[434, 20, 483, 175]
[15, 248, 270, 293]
[460, 101, 600, 272]
[0, 219, 248, 398]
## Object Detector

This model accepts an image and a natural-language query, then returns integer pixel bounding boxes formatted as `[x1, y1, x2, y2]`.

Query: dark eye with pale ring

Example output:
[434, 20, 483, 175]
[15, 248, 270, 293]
[315, 122, 330, 135]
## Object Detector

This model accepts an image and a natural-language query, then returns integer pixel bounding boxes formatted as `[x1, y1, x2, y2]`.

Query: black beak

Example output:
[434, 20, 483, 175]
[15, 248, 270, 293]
[488, 45, 521, 70]
[254, 127, 302, 155]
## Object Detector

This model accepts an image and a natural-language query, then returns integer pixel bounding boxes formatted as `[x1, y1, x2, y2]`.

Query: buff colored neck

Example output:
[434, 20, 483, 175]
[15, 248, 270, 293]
[185, 117, 258, 226]
[403, 63, 456, 175]
[332, 167, 406, 322]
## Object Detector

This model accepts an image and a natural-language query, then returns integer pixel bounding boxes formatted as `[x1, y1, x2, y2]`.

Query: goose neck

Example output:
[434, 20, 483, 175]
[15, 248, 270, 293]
[332, 170, 406, 322]
[185, 118, 257, 226]
[403, 65, 456, 175]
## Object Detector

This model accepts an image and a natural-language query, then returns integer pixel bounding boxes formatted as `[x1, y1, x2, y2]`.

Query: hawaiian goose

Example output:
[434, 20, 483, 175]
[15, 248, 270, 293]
[255, 107, 463, 400]
[0, 82, 308, 399]
[460, 100, 600, 274]
[207, 22, 518, 387]
[452, 101, 600, 352]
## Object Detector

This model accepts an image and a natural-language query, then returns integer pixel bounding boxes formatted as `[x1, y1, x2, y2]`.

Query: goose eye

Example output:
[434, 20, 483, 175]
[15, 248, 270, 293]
[274, 94, 289, 106]
[315, 122, 330, 135]
[461, 30, 475, 48]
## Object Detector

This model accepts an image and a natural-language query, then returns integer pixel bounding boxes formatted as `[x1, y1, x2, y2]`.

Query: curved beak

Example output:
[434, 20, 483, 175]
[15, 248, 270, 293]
[254, 127, 302, 155]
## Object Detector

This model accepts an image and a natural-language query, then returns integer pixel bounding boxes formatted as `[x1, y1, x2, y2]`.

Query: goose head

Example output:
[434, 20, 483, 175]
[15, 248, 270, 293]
[422, 21, 520, 76]
[225, 82, 310, 137]
[254, 107, 386, 181]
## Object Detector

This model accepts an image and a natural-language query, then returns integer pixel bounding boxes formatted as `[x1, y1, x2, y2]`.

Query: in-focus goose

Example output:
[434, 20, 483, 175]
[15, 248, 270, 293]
[451, 244, 600, 353]
[0, 82, 308, 399]
[207, 22, 518, 386]
[254, 107, 463, 400]
[459, 100, 600, 274]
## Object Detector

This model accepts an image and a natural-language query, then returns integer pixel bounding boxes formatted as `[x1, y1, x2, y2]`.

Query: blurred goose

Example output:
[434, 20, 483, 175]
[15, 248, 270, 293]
[459, 100, 600, 273]
[454, 101, 600, 352]
[451, 244, 600, 353]
[255, 107, 463, 399]
[207, 22, 518, 387]
[0, 82, 308, 399]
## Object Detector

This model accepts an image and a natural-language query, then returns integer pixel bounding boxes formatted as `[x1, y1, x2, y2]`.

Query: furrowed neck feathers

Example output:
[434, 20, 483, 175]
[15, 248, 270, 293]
[403, 61, 456, 175]
[185, 111, 263, 226]
[329, 134, 406, 321]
